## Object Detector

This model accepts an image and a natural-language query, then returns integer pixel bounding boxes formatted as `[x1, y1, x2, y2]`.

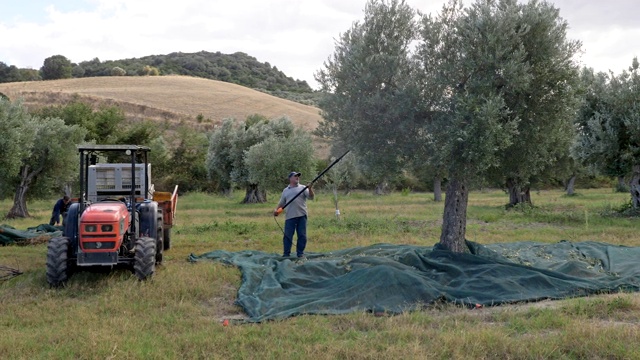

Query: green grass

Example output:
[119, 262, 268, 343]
[1, 188, 640, 359]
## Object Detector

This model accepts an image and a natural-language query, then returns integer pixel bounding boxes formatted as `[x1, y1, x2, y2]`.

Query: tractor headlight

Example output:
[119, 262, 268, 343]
[101, 224, 113, 232]
[85, 224, 97, 232]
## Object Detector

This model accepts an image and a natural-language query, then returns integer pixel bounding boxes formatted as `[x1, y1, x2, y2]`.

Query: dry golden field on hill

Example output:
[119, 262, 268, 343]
[0, 75, 323, 131]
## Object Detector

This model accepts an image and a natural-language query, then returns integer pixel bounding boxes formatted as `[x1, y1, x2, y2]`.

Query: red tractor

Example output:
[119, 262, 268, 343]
[46, 145, 178, 287]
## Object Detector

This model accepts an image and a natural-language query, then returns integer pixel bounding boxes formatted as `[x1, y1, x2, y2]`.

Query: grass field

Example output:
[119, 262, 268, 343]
[2, 188, 640, 359]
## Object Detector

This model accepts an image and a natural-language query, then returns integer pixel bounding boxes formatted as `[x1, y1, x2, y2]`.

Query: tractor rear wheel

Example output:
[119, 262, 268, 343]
[134, 237, 156, 281]
[46, 237, 71, 287]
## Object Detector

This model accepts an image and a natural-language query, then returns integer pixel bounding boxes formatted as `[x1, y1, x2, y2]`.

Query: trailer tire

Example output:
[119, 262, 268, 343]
[156, 211, 163, 264]
[134, 237, 156, 281]
[46, 237, 71, 287]
[163, 227, 171, 251]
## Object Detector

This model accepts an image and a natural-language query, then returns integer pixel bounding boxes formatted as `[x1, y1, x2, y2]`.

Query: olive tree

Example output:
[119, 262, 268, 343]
[245, 129, 315, 194]
[206, 119, 237, 194]
[0, 100, 86, 218]
[315, 0, 419, 194]
[318, 0, 581, 252]
[492, 1, 582, 206]
[0, 100, 35, 200]
[418, 0, 581, 249]
[574, 58, 640, 207]
[207, 115, 311, 203]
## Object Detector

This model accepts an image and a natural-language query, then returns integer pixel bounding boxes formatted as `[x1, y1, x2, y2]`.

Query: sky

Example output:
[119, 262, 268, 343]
[1, 0, 639, 89]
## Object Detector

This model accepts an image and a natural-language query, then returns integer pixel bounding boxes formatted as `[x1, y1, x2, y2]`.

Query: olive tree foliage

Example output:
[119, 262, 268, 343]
[0, 100, 35, 200]
[0, 99, 86, 218]
[491, 1, 581, 206]
[315, 0, 420, 193]
[161, 126, 210, 193]
[40, 55, 73, 80]
[206, 119, 236, 194]
[245, 129, 315, 193]
[574, 58, 640, 207]
[35, 101, 125, 143]
[207, 115, 312, 203]
[417, 0, 581, 249]
[230, 116, 284, 203]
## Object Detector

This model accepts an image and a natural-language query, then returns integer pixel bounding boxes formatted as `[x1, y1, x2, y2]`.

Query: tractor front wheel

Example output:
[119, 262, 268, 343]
[134, 237, 156, 281]
[46, 237, 71, 287]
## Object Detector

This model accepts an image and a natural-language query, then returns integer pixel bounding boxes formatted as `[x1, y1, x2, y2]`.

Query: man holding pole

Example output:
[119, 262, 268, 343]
[274, 171, 314, 258]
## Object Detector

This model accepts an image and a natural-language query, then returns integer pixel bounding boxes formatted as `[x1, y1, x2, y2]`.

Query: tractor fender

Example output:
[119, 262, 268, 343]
[64, 203, 80, 257]
[137, 201, 159, 239]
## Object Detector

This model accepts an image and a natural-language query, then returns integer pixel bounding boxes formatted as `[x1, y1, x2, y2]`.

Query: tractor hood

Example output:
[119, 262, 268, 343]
[80, 202, 129, 223]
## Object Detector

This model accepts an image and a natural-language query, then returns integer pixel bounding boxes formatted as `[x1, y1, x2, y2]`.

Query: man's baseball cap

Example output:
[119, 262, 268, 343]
[288, 171, 301, 178]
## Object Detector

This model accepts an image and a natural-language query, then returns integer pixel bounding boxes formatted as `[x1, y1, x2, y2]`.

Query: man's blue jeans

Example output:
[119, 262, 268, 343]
[283, 215, 307, 257]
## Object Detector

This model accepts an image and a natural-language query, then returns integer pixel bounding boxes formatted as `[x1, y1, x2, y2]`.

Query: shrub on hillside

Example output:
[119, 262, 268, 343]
[111, 67, 126, 76]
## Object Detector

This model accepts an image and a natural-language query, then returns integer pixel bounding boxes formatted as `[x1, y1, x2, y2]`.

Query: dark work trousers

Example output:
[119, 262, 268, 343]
[49, 212, 67, 226]
[283, 215, 307, 257]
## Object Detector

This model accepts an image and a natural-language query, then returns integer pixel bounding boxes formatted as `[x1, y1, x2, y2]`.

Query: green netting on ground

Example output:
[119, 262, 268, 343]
[0, 224, 62, 245]
[189, 241, 640, 322]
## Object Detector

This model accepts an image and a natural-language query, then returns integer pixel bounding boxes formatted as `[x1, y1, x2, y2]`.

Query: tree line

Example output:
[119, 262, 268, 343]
[0, 51, 319, 105]
[1, 96, 357, 219]
[0, 98, 211, 218]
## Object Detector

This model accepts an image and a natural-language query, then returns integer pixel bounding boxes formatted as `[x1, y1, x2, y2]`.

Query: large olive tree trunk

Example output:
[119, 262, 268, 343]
[506, 178, 532, 207]
[374, 180, 389, 195]
[433, 176, 443, 202]
[439, 178, 469, 253]
[616, 176, 628, 193]
[6, 164, 41, 218]
[7, 182, 30, 218]
[565, 174, 576, 196]
[629, 165, 640, 209]
[242, 184, 266, 204]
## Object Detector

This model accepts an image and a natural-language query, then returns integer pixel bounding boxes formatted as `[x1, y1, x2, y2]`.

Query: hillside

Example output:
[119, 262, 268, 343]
[0, 76, 324, 132]
[3, 51, 319, 105]
[77, 51, 312, 93]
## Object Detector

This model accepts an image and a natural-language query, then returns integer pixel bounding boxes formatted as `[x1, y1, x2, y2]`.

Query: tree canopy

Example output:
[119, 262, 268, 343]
[316, 0, 420, 192]
[40, 55, 73, 80]
[76, 51, 312, 93]
[34, 101, 126, 143]
[574, 58, 640, 207]
[207, 115, 315, 203]
[0, 99, 86, 217]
